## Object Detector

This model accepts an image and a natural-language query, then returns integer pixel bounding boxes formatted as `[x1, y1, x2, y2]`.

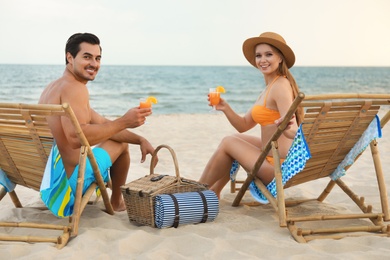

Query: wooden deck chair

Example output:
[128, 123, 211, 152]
[231, 93, 390, 242]
[0, 103, 114, 249]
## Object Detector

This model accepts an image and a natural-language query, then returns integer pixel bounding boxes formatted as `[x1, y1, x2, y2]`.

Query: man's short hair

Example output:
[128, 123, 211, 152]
[65, 33, 101, 64]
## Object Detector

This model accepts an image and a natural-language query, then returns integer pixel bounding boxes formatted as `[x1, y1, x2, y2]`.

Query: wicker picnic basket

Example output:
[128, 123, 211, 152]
[121, 144, 208, 227]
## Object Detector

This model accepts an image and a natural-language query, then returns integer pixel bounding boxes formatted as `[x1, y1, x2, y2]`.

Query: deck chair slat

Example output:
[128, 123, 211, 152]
[0, 115, 25, 122]
[305, 105, 380, 112]
[0, 103, 66, 110]
[304, 107, 379, 119]
[6, 167, 43, 185]
[311, 112, 378, 122]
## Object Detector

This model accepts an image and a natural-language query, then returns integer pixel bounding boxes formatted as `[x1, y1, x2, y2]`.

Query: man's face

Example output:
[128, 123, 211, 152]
[67, 42, 101, 83]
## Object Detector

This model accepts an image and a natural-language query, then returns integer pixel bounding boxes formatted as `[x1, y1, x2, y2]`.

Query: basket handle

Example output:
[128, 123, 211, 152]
[150, 144, 181, 181]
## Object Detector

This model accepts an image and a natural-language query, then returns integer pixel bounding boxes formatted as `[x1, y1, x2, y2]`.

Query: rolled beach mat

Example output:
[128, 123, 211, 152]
[154, 190, 219, 228]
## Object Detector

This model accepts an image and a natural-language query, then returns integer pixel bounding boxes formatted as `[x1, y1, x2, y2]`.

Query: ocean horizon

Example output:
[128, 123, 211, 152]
[1, 64, 389, 116]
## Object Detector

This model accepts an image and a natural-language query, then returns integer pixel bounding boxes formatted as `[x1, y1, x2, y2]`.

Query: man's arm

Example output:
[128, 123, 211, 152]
[89, 108, 155, 163]
[60, 82, 151, 148]
[89, 108, 150, 145]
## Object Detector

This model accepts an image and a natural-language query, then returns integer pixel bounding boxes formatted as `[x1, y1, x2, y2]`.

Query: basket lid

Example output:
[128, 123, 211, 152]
[121, 173, 178, 195]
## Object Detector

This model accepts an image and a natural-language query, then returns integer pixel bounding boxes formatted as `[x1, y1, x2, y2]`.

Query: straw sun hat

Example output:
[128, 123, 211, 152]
[242, 32, 295, 69]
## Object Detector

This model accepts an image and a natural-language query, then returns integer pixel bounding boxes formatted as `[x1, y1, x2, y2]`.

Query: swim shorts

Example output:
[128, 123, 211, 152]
[66, 147, 112, 195]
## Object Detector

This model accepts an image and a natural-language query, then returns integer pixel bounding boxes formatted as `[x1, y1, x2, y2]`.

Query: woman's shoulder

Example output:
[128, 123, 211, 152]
[270, 77, 293, 104]
[272, 76, 292, 93]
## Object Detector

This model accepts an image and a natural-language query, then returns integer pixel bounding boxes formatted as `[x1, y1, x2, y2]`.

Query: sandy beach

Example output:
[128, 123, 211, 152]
[1, 113, 390, 259]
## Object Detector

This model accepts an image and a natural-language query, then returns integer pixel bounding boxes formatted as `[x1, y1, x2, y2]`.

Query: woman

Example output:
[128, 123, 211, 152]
[199, 32, 304, 199]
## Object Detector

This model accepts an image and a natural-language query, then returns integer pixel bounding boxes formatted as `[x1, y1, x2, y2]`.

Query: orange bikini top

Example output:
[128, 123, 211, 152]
[251, 76, 281, 126]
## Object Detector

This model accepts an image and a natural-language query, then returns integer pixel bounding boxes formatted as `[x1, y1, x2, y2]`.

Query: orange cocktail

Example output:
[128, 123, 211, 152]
[139, 99, 152, 108]
[209, 91, 220, 106]
[139, 96, 158, 123]
[139, 96, 157, 108]
[209, 86, 225, 112]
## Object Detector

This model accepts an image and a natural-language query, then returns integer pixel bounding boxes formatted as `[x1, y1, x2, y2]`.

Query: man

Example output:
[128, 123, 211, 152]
[39, 33, 154, 211]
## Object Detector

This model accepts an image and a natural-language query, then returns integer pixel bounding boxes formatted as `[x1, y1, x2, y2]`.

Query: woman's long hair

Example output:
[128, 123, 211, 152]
[275, 48, 304, 125]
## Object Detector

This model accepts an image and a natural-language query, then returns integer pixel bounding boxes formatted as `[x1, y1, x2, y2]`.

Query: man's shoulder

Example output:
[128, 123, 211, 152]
[52, 76, 87, 94]
[40, 71, 89, 104]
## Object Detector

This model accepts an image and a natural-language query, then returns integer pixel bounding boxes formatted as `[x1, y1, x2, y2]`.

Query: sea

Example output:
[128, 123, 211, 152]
[0, 64, 389, 116]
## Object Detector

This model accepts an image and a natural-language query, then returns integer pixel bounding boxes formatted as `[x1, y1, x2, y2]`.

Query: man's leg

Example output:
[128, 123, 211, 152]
[109, 143, 129, 211]
[98, 141, 129, 212]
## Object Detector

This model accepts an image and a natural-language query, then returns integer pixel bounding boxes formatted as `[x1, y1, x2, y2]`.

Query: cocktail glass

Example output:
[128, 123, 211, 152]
[139, 98, 152, 109]
[139, 98, 153, 124]
[209, 88, 220, 112]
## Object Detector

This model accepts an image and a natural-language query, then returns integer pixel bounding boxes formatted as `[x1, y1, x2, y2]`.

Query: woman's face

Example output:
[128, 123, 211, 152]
[254, 44, 282, 75]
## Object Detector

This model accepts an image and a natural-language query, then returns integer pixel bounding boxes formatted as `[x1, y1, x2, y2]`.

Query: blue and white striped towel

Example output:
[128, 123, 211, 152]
[154, 190, 219, 228]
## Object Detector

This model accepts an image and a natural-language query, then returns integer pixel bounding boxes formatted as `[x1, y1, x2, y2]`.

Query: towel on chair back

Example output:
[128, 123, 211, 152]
[40, 143, 75, 218]
[0, 168, 15, 192]
[249, 124, 312, 204]
[330, 115, 382, 180]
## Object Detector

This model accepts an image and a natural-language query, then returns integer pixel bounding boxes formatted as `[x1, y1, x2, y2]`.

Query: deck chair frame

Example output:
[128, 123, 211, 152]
[0, 103, 114, 248]
[232, 93, 390, 242]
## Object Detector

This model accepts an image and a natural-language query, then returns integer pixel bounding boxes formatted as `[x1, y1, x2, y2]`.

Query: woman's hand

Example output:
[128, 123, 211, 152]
[274, 115, 295, 130]
[208, 95, 227, 111]
[274, 115, 298, 139]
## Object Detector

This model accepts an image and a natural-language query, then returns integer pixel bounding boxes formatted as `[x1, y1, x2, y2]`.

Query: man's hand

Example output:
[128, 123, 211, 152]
[122, 107, 152, 128]
[139, 138, 157, 165]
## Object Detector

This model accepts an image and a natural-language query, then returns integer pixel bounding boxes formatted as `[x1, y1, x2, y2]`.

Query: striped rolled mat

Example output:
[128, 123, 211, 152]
[154, 190, 219, 228]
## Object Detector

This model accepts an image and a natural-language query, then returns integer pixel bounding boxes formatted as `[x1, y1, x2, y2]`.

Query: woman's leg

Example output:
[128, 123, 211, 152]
[229, 134, 275, 184]
[199, 134, 274, 198]
[207, 133, 262, 194]
[232, 133, 262, 147]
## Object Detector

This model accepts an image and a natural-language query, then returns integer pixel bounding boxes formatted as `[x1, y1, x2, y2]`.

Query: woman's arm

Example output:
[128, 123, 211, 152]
[214, 97, 257, 133]
[271, 80, 299, 139]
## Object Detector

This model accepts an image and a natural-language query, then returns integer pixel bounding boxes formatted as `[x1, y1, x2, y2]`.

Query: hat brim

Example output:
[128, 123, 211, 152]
[243, 36, 295, 69]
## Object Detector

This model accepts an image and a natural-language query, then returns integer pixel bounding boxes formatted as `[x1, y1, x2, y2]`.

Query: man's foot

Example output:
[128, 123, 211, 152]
[111, 198, 126, 212]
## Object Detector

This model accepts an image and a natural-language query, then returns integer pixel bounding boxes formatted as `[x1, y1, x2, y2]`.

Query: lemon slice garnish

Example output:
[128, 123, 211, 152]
[216, 86, 226, 93]
[146, 96, 158, 104]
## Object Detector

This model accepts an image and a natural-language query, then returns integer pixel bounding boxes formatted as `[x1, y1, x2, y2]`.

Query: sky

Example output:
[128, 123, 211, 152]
[1, 0, 389, 67]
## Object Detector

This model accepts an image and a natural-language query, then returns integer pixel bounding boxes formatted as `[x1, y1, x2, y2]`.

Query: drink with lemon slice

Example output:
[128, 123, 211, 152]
[209, 86, 225, 112]
[139, 96, 158, 123]
[139, 96, 158, 108]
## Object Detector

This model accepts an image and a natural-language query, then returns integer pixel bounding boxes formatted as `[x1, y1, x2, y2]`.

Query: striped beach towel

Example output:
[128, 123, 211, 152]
[40, 143, 75, 218]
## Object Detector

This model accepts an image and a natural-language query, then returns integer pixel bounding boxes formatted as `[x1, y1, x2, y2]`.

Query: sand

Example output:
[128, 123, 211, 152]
[1, 113, 390, 259]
